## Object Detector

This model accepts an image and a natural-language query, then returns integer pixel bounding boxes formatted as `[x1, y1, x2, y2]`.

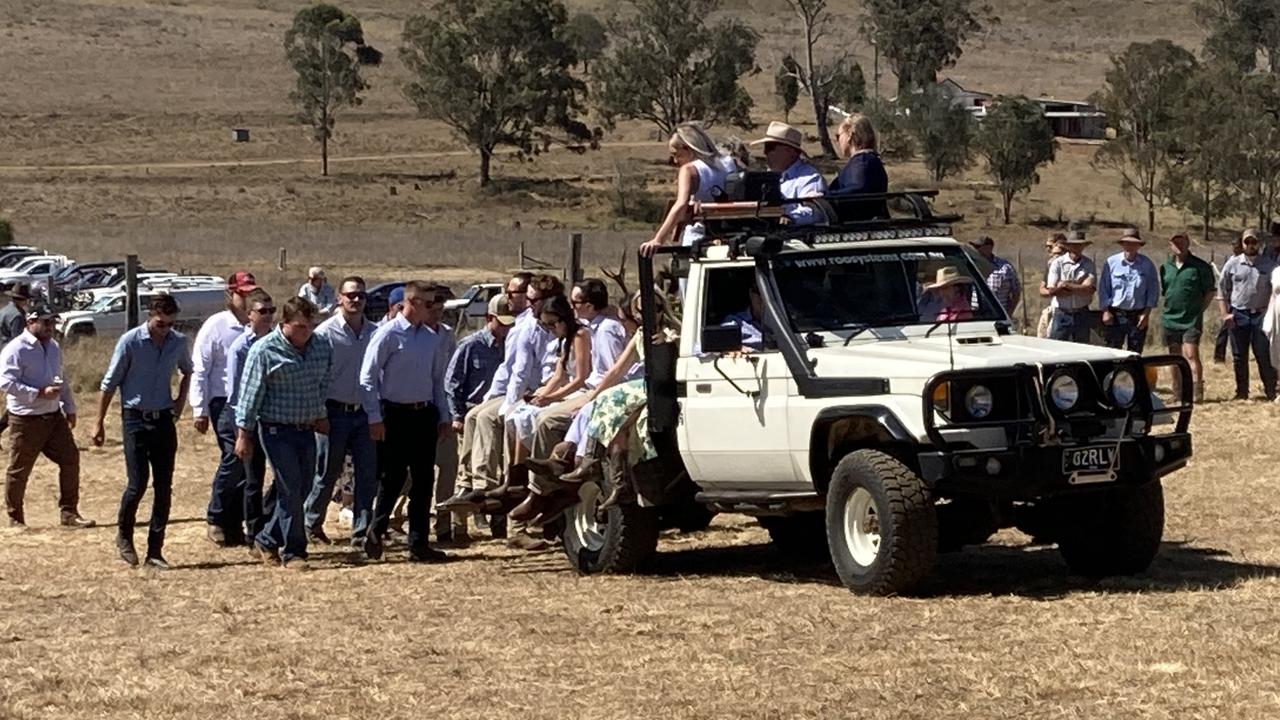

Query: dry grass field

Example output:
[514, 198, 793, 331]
[5, 0, 1280, 717]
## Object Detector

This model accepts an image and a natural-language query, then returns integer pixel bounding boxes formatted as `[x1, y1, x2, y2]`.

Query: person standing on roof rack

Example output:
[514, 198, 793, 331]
[299, 267, 336, 315]
[639, 123, 727, 257]
[1045, 231, 1097, 344]
[750, 121, 828, 226]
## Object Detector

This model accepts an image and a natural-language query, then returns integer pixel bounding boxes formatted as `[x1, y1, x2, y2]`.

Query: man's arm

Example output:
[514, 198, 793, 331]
[94, 334, 131, 444]
[189, 323, 214, 420]
[504, 331, 537, 409]
[1006, 265, 1023, 311]
[432, 334, 450, 426]
[358, 329, 388, 424]
[444, 341, 469, 423]
[1098, 259, 1114, 309]
[0, 346, 41, 405]
[1140, 258, 1160, 311]
[174, 332, 193, 419]
[55, 345, 75, 419]
[234, 344, 267, 432]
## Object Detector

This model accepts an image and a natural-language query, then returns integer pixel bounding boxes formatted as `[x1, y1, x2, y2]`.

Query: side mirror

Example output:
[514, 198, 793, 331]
[701, 324, 742, 354]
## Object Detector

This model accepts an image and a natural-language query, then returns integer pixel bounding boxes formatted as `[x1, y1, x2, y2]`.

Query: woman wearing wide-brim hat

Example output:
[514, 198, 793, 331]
[924, 266, 975, 322]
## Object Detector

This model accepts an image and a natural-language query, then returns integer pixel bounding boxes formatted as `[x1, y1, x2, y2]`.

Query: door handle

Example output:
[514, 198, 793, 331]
[694, 383, 712, 394]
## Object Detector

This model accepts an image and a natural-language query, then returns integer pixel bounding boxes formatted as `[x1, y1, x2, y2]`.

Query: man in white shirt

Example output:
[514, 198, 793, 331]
[191, 270, 257, 546]
[750, 121, 829, 226]
[298, 266, 337, 315]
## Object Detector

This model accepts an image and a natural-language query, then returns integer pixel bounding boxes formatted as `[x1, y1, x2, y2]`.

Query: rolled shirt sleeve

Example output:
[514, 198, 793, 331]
[100, 333, 132, 394]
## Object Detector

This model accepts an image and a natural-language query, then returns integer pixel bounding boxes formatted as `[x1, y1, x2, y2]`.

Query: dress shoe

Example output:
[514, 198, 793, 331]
[506, 531, 550, 552]
[144, 555, 171, 570]
[59, 513, 96, 529]
[207, 524, 228, 547]
[408, 545, 449, 563]
[363, 532, 383, 561]
[307, 525, 333, 545]
[117, 536, 139, 567]
[282, 558, 311, 572]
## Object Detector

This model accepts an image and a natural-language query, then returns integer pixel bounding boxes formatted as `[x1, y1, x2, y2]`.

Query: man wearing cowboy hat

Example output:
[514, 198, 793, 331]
[1218, 228, 1277, 400]
[0, 282, 32, 347]
[1045, 230, 1097, 343]
[750, 121, 828, 226]
[1099, 228, 1159, 352]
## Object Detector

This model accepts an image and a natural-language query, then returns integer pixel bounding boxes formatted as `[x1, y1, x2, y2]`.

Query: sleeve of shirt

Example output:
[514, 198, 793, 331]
[1099, 258, 1114, 309]
[359, 330, 388, 424]
[4, 315, 23, 343]
[1047, 258, 1062, 287]
[224, 333, 245, 394]
[444, 341, 469, 422]
[235, 343, 267, 431]
[1218, 258, 1234, 301]
[178, 336, 194, 375]
[1141, 259, 1160, 308]
[504, 333, 536, 409]
[189, 323, 214, 417]
[602, 322, 628, 367]
[99, 333, 131, 393]
[0, 344, 39, 405]
[433, 334, 449, 418]
[1198, 261, 1216, 295]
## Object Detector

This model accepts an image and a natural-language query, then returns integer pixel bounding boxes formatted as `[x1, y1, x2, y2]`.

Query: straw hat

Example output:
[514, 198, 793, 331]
[1118, 227, 1144, 245]
[749, 121, 805, 152]
[1063, 230, 1091, 246]
[925, 266, 974, 291]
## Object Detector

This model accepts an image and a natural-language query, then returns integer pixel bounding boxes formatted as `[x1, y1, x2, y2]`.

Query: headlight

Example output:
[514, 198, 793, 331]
[1106, 369, 1137, 408]
[964, 385, 994, 419]
[1049, 374, 1080, 411]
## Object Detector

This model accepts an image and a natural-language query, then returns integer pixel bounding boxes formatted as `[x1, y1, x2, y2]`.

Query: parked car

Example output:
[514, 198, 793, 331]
[59, 286, 228, 343]
[72, 272, 186, 308]
[49, 262, 166, 311]
[363, 281, 405, 323]
[0, 246, 42, 268]
[445, 283, 503, 331]
[0, 255, 72, 291]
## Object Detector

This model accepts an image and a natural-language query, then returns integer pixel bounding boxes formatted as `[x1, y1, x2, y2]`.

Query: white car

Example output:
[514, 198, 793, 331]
[59, 286, 229, 343]
[444, 283, 504, 329]
[0, 254, 71, 287]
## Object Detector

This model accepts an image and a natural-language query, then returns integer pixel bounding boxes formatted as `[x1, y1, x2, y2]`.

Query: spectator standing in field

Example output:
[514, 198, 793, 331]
[751, 121, 828, 226]
[93, 295, 193, 569]
[224, 289, 278, 546]
[193, 270, 257, 547]
[1036, 234, 1067, 338]
[0, 282, 34, 443]
[1099, 228, 1159, 353]
[298, 267, 337, 315]
[1214, 235, 1244, 363]
[1045, 231, 1097, 343]
[358, 281, 452, 562]
[969, 235, 1022, 317]
[1161, 234, 1217, 404]
[0, 307, 94, 529]
[235, 297, 332, 571]
[1220, 229, 1278, 400]
[303, 277, 377, 547]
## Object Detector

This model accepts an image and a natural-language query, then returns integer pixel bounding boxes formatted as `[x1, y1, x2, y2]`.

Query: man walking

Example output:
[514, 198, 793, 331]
[359, 281, 452, 562]
[0, 282, 34, 442]
[969, 235, 1022, 317]
[235, 297, 332, 571]
[1045, 231, 1097, 343]
[1160, 234, 1216, 403]
[193, 270, 257, 546]
[0, 307, 94, 529]
[93, 295, 193, 569]
[1218, 228, 1277, 400]
[298, 266, 337, 315]
[303, 276, 377, 547]
[1099, 229, 1159, 353]
[224, 289, 277, 546]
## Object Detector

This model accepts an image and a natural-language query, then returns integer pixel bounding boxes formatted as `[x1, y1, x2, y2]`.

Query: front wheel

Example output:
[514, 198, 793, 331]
[561, 461, 659, 574]
[826, 449, 938, 595]
[1057, 480, 1164, 577]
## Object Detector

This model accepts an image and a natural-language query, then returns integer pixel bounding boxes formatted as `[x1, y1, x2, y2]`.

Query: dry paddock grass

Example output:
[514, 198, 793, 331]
[1, 359, 1279, 718]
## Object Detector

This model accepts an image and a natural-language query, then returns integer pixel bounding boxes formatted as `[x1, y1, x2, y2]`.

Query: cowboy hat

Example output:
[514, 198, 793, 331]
[1062, 230, 1091, 246]
[925, 266, 973, 291]
[1117, 227, 1144, 245]
[749, 121, 805, 152]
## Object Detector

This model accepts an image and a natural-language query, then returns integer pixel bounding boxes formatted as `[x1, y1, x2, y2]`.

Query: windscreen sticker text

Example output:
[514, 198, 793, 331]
[779, 251, 946, 269]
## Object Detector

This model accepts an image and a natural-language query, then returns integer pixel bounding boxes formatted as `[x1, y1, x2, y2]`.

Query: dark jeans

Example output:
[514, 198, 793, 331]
[117, 409, 177, 555]
[1049, 308, 1092, 343]
[1214, 323, 1230, 362]
[373, 402, 439, 552]
[1102, 309, 1148, 353]
[1228, 308, 1277, 398]
[216, 407, 275, 541]
[256, 423, 316, 562]
[304, 403, 377, 541]
[205, 396, 247, 538]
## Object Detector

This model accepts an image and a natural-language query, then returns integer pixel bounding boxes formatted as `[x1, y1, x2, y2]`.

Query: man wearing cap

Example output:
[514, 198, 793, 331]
[751, 121, 829, 226]
[969, 236, 1021, 316]
[303, 276, 377, 546]
[93, 295, 193, 569]
[1218, 228, 1277, 400]
[381, 286, 404, 325]
[1160, 234, 1216, 403]
[0, 307, 93, 529]
[299, 267, 336, 315]
[1099, 228, 1160, 352]
[193, 270, 257, 546]
[1045, 231, 1097, 343]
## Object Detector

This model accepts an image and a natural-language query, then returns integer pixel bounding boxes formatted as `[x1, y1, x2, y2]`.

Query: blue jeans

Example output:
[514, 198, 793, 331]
[217, 408, 275, 541]
[1049, 308, 1092, 343]
[117, 410, 177, 556]
[205, 396, 247, 538]
[1102, 309, 1148, 353]
[256, 423, 316, 562]
[303, 405, 377, 541]
[1229, 308, 1277, 399]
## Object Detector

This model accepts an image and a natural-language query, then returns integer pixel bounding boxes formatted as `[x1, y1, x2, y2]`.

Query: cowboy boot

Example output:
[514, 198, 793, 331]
[521, 441, 577, 480]
[559, 437, 603, 485]
[595, 449, 635, 522]
[483, 464, 529, 500]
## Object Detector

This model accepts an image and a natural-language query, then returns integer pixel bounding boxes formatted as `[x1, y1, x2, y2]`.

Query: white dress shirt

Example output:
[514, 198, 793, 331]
[585, 314, 627, 388]
[190, 309, 246, 418]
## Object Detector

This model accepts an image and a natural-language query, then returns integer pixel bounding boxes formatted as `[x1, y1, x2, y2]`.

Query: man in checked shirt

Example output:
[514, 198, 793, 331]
[235, 296, 332, 571]
[969, 235, 1022, 317]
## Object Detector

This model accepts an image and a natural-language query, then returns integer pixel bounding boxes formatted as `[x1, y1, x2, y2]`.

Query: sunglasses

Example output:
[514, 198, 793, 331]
[253, 306, 276, 315]
[342, 291, 367, 301]
[505, 289, 525, 297]
[570, 298, 588, 306]
[152, 320, 174, 330]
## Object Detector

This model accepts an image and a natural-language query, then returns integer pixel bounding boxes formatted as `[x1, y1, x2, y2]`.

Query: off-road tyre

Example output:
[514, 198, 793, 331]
[826, 449, 937, 595]
[561, 462, 659, 574]
[759, 513, 829, 561]
[1057, 480, 1164, 577]
[936, 496, 1000, 552]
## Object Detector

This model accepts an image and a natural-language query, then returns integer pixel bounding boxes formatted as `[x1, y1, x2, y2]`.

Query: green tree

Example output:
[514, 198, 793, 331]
[284, 4, 382, 177]
[592, 0, 758, 137]
[775, 57, 800, 121]
[564, 12, 608, 74]
[974, 96, 1056, 224]
[1195, 0, 1280, 73]
[1223, 73, 1280, 229]
[779, 0, 866, 157]
[861, 0, 992, 94]
[401, 0, 586, 187]
[1091, 40, 1198, 231]
[861, 99, 914, 159]
[905, 89, 974, 182]
[1161, 65, 1241, 243]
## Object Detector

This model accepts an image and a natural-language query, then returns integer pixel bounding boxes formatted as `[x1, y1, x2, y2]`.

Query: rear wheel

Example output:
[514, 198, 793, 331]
[561, 461, 659, 574]
[1057, 480, 1164, 577]
[825, 449, 937, 595]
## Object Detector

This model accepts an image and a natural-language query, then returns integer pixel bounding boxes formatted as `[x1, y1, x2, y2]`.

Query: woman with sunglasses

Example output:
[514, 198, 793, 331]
[640, 123, 728, 258]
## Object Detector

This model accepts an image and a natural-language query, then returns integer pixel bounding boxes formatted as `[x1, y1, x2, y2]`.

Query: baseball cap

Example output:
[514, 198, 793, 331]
[388, 286, 405, 306]
[26, 305, 57, 322]
[488, 294, 516, 326]
[1243, 228, 1261, 241]
[227, 270, 258, 295]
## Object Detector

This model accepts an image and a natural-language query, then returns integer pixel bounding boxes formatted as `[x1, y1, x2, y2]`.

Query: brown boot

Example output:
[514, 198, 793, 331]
[1193, 382, 1205, 404]
[522, 440, 576, 477]
[559, 453, 602, 485]
[483, 464, 529, 499]
[596, 450, 635, 522]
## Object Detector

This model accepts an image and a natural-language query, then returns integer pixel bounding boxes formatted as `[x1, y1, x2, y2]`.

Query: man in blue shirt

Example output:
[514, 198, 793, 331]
[1099, 228, 1160, 352]
[749, 121, 828, 225]
[223, 289, 277, 546]
[304, 276, 377, 547]
[93, 295, 194, 569]
[235, 297, 333, 570]
[444, 294, 514, 507]
[358, 280, 452, 562]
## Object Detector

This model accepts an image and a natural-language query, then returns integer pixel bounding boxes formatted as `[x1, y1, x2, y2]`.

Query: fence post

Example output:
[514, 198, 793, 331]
[1017, 249, 1029, 333]
[277, 247, 287, 272]
[125, 254, 139, 330]
[519, 241, 526, 270]
[567, 232, 583, 283]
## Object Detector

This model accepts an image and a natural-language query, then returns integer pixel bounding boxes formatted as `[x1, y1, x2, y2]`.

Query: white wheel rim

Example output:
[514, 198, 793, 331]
[843, 487, 880, 567]
[571, 481, 606, 553]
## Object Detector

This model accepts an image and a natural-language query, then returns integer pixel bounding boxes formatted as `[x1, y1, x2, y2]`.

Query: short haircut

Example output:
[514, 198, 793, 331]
[530, 273, 565, 298]
[838, 114, 877, 152]
[577, 278, 609, 310]
[282, 296, 316, 323]
[339, 275, 365, 290]
[245, 288, 273, 307]
[512, 272, 533, 288]
[403, 280, 436, 302]
[149, 295, 180, 316]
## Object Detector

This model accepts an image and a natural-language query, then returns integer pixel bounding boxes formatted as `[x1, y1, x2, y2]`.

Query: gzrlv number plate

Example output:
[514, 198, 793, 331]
[1062, 445, 1117, 474]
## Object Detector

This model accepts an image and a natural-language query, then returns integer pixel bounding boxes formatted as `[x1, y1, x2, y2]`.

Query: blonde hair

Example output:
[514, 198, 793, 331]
[837, 114, 878, 153]
[670, 123, 720, 159]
